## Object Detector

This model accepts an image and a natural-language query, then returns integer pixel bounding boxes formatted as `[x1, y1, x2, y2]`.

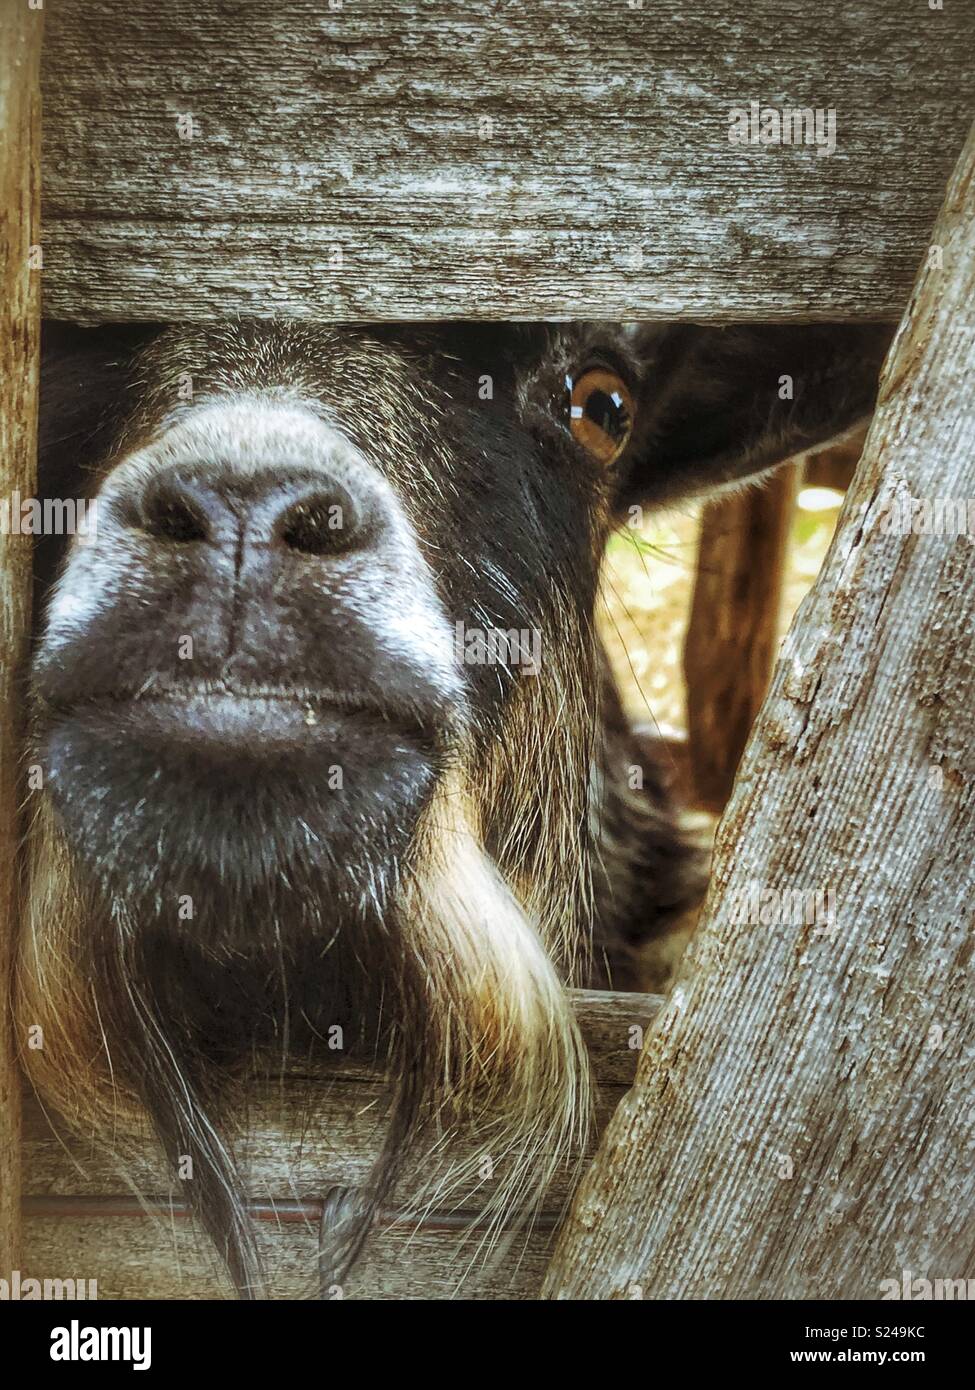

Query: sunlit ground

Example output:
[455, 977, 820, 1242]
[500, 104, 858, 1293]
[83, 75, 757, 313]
[597, 488, 845, 736]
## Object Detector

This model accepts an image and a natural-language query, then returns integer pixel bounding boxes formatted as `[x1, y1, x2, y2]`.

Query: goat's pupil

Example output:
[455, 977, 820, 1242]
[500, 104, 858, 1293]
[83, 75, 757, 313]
[585, 388, 628, 443]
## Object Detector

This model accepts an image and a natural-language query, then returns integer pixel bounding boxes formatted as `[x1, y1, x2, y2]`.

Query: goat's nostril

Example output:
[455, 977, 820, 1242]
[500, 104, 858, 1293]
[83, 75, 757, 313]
[140, 476, 211, 545]
[276, 493, 361, 556]
[122, 467, 377, 557]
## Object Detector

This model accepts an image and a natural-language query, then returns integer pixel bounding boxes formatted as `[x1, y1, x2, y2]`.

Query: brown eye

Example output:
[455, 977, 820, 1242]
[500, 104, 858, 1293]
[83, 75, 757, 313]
[568, 367, 635, 465]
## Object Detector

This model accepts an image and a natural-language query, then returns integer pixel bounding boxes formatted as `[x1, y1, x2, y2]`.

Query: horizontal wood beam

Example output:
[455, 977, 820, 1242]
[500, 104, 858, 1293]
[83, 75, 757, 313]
[23, 1193, 570, 1235]
[41, 1, 974, 324]
[22, 988, 659, 1299]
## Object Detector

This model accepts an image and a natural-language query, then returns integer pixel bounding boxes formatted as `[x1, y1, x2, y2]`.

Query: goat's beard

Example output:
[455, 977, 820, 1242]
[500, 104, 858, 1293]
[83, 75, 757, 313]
[17, 764, 593, 1298]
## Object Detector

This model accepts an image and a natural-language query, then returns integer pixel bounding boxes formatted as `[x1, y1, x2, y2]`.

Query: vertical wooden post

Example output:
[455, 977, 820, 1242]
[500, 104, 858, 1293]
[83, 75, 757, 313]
[543, 123, 975, 1300]
[802, 428, 865, 492]
[0, 0, 43, 1278]
[682, 465, 799, 811]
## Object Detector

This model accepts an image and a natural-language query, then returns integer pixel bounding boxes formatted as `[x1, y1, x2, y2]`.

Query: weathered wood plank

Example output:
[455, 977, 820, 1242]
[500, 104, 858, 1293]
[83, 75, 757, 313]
[21, 989, 657, 1298]
[22, 988, 657, 1199]
[0, 0, 43, 1282]
[543, 121, 975, 1300]
[40, 1, 974, 324]
[24, 1207, 556, 1299]
[21, 1073, 628, 1204]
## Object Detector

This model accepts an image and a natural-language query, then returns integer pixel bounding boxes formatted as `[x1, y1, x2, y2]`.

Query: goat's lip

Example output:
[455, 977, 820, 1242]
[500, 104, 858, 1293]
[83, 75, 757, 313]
[41, 685, 440, 753]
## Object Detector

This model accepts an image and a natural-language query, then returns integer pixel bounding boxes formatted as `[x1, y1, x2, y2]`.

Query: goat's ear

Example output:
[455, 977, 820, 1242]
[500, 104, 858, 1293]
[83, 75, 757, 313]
[618, 322, 894, 511]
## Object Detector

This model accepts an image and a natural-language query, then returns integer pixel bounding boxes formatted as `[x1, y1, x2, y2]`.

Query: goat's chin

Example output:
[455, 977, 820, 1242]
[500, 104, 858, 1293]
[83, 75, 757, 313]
[36, 701, 438, 921]
[17, 773, 592, 1297]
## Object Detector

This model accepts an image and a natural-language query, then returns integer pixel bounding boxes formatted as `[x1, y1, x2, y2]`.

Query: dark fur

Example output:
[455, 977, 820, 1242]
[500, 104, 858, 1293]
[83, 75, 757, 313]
[20, 318, 892, 1295]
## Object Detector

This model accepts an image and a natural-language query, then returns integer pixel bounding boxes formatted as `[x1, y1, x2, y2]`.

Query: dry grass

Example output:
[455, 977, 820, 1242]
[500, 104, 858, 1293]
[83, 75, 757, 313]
[597, 490, 843, 736]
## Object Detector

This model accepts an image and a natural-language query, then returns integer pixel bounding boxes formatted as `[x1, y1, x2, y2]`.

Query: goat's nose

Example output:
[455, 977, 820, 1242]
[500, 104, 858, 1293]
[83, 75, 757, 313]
[138, 471, 224, 545]
[127, 466, 377, 558]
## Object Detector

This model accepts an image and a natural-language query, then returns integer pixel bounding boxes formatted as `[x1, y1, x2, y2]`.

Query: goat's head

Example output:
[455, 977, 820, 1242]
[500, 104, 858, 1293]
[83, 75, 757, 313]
[18, 319, 889, 1293]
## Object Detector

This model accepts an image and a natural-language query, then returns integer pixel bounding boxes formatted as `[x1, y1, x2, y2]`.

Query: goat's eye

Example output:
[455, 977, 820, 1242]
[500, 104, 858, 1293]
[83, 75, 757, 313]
[567, 368, 635, 465]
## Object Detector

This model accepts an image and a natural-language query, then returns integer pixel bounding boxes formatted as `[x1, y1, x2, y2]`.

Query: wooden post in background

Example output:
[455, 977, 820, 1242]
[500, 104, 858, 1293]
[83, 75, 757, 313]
[544, 122, 975, 1300]
[683, 465, 799, 812]
[0, 0, 43, 1278]
[802, 427, 866, 492]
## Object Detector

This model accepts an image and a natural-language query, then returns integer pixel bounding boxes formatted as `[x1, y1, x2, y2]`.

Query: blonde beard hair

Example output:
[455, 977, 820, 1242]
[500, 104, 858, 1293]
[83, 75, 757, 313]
[17, 731, 595, 1290]
[397, 768, 593, 1252]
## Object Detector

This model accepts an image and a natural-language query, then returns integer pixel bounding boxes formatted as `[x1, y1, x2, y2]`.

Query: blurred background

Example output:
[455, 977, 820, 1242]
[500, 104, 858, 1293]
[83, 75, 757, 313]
[597, 426, 866, 812]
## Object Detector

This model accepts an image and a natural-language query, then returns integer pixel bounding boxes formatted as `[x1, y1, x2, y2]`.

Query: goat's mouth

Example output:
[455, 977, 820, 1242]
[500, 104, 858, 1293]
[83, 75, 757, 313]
[36, 679, 448, 757]
[31, 689, 442, 917]
[81, 687, 438, 756]
[34, 677, 449, 908]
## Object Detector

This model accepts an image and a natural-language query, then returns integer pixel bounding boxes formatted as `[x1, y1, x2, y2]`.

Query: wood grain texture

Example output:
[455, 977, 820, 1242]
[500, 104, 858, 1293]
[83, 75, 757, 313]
[0, 0, 43, 1282]
[543, 121, 975, 1300]
[22, 989, 658, 1298]
[41, 0, 974, 324]
[683, 463, 799, 811]
[23, 1209, 553, 1300]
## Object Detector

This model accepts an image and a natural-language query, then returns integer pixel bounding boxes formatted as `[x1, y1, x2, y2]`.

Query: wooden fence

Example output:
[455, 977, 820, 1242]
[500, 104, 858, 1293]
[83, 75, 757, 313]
[2, 0, 973, 1298]
[21, 990, 657, 1298]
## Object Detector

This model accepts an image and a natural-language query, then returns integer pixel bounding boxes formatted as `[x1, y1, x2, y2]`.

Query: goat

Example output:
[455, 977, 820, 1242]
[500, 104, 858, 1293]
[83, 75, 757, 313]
[16, 319, 891, 1295]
